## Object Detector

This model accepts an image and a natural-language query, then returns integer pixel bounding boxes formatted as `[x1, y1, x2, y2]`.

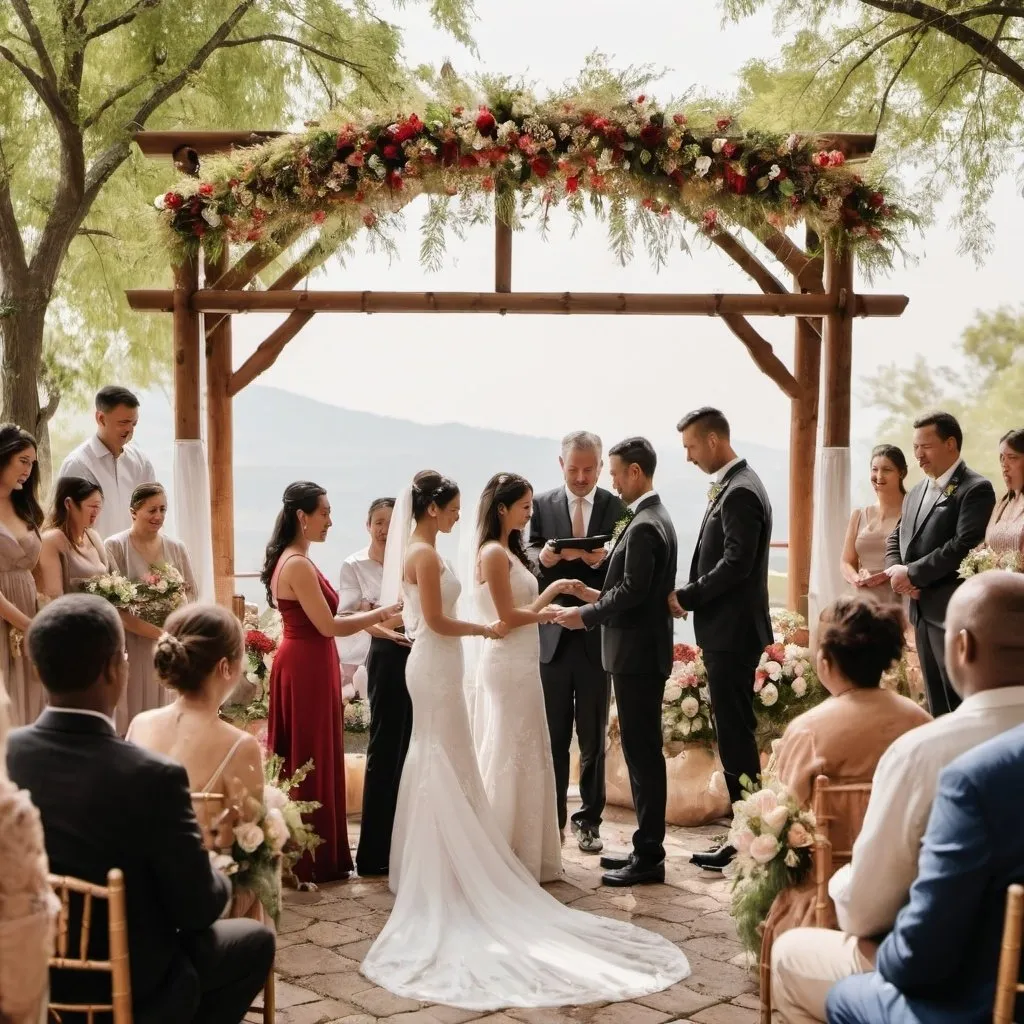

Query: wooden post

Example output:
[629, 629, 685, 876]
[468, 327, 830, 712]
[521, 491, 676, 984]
[495, 196, 512, 293]
[205, 246, 235, 607]
[787, 229, 823, 616]
[172, 257, 201, 440]
[823, 242, 854, 447]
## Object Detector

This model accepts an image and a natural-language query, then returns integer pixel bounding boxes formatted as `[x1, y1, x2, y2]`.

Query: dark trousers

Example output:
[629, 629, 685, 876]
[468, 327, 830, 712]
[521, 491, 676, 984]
[540, 631, 610, 831]
[915, 616, 961, 717]
[356, 635, 413, 874]
[704, 648, 761, 804]
[612, 671, 666, 865]
[139, 919, 276, 1024]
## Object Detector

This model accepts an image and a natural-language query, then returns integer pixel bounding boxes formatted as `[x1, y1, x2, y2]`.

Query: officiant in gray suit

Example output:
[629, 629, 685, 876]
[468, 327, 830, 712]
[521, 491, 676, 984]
[528, 431, 626, 854]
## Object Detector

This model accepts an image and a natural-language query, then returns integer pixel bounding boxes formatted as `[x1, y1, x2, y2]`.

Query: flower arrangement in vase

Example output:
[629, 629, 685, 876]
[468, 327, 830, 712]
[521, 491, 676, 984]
[753, 641, 827, 752]
[223, 606, 282, 723]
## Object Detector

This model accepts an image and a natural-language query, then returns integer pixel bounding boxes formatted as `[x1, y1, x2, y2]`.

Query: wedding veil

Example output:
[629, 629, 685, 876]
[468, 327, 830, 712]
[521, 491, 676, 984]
[380, 485, 413, 611]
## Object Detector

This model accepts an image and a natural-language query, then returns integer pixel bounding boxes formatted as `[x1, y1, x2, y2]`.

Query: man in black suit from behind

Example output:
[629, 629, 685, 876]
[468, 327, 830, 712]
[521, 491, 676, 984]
[528, 430, 626, 854]
[555, 437, 678, 887]
[671, 408, 773, 872]
[885, 411, 995, 716]
[7, 594, 275, 1024]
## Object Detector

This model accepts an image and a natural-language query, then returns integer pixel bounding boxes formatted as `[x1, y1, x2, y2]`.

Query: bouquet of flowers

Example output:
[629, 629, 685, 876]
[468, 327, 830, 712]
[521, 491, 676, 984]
[223, 607, 282, 722]
[662, 643, 715, 745]
[754, 641, 827, 751]
[959, 546, 1023, 579]
[727, 776, 819, 954]
[213, 755, 322, 922]
[83, 570, 139, 611]
[134, 563, 188, 626]
[343, 699, 371, 733]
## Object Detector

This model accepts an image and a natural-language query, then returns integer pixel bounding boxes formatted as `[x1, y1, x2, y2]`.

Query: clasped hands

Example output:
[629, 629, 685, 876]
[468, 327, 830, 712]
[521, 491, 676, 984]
[884, 565, 921, 599]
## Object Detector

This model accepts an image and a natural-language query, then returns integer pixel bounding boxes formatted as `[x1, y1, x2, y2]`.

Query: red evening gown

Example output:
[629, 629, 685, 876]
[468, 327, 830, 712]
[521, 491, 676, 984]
[268, 564, 352, 882]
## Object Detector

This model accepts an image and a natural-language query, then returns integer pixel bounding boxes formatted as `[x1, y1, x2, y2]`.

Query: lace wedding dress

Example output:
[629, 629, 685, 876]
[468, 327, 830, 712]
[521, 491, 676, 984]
[360, 560, 690, 1010]
[474, 553, 562, 882]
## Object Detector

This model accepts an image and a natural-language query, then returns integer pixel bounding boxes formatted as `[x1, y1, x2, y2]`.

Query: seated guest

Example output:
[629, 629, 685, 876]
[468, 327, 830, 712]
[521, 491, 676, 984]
[35, 477, 108, 599]
[826, 718, 1024, 1022]
[6, 594, 274, 1024]
[772, 571, 1024, 1023]
[0, 684, 58, 1024]
[759, 598, 930, 962]
[128, 604, 267, 922]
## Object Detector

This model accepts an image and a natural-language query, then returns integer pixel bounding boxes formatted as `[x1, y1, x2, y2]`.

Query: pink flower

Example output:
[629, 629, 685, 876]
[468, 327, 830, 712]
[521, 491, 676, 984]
[787, 822, 814, 849]
[732, 828, 755, 854]
[749, 834, 780, 864]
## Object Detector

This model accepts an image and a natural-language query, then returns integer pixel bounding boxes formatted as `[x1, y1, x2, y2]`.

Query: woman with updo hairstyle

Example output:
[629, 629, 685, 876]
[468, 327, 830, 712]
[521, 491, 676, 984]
[757, 596, 930, 979]
[105, 482, 197, 731]
[127, 603, 269, 922]
[35, 476, 108, 599]
[262, 481, 401, 884]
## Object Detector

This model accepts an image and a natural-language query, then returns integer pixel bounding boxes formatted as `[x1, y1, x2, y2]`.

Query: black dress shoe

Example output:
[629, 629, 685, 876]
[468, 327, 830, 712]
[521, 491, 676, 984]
[602, 860, 666, 887]
[599, 854, 633, 870]
[690, 843, 736, 872]
[357, 866, 389, 877]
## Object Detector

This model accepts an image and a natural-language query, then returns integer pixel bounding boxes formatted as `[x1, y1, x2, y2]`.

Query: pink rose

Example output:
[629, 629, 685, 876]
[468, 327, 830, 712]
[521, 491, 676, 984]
[732, 828, 755, 854]
[749, 834, 780, 864]
[787, 822, 814, 848]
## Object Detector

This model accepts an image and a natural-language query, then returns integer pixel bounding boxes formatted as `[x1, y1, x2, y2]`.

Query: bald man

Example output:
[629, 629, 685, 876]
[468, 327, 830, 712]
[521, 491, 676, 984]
[770, 571, 1024, 1024]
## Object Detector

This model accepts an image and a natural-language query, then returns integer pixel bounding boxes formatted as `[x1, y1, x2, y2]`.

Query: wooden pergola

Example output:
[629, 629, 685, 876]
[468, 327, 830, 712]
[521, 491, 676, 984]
[127, 129, 908, 616]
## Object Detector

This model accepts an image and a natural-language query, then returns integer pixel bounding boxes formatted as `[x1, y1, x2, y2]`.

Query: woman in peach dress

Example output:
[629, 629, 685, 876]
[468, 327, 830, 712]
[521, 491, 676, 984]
[984, 428, 1024, 560]
[127, 604, 269, 923]
[759, 597, 930, 964]
[35, 477, 108, 599]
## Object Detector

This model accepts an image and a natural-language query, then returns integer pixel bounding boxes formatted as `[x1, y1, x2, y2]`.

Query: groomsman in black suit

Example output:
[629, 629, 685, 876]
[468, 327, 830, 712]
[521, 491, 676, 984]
[885, 411, 995, 716]
[7, 595, 275, 1024]
[671, 408, 773, 872]
[528, 430, 626, 853]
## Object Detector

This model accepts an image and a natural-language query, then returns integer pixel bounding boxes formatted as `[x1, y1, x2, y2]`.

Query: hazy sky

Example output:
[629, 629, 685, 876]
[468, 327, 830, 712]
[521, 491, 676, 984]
[215, 1, 1022, 455]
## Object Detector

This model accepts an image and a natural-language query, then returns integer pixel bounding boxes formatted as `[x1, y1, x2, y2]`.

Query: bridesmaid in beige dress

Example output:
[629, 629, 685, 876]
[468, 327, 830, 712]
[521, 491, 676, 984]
[0, 425, 45, 727]
[984, 428, 1024, 559]
[840, 444, 908, 606]
[35, 477, 108, 599]
[105, 483, 197, 730]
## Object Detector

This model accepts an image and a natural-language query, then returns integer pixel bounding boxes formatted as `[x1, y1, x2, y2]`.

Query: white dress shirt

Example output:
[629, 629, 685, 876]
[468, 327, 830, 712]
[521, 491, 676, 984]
[45, 705, 117, 730]
[830, 684, 1024, 937]
[714, 457, 744, 484]
[914, 456, 964, 530]
[564, 485, 598, 535]
[337, 547, 383, 666]
[628, 489, 658, 514]
[57, 435, 156, 540]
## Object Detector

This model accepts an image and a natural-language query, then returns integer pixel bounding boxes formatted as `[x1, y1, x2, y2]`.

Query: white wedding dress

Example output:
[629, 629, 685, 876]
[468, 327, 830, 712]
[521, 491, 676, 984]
[360, 559, 690, 1010]
[474, 552, 562, 882]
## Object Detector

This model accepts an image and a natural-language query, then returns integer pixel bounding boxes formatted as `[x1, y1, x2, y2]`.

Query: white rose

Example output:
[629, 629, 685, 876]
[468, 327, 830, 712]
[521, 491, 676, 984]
[768, 164, 780, 179]
[759, 682, 779, 707]
[263, 785, 288, 812]
[791, 678, 807, 698]
[764, 660, 783, 681]
[680, 695, 699, 718]
[712, 138, 727, 154]
[749, 834, 780, 864]
[154, 194, 166, 210]
[233, 822, 264, 854]
[245, 670, 260, 685]
[264, 808, 289, 853]
[201, 207, 222, 227]
[694, 155, 712, 177]
[156, 578, 169, 593]
[663, 683, 683, 704]
[761, 805, 790, 836]
[675, 719, 692, 737]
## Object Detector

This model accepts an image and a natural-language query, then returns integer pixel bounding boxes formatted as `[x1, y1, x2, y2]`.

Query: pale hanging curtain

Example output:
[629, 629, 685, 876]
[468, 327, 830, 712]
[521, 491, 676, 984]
[172, 439, 215, 603]
[808, 446, 851, 638]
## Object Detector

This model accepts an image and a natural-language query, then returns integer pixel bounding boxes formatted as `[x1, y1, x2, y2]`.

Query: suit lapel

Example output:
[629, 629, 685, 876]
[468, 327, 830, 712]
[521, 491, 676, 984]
[552, 490, 573, 538]
[909, 462, 968, 546]
[590, 488, 611, 536]
[697, 460, 747, 543]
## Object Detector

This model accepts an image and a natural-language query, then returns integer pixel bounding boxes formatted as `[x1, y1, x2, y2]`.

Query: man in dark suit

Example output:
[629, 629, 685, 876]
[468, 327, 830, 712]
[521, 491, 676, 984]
[527, 430, 626, 854]
[826, 716, 1024, 1022]
[555, 437, 678, 887]
[7, 594, 275, 1024]
[885, 411, 995, 717]
[671, 408, 773, 872]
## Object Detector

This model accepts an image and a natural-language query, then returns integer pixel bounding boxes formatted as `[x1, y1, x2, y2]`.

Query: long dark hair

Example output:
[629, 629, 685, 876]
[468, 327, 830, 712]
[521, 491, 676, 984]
[0, 424, 43, 532]
[871, 443, 908, 495]
[476, 473, 533, 572]
[260, 481, 326, 606]
[47, 476, 104, 543]
[410, 470, 459, 522]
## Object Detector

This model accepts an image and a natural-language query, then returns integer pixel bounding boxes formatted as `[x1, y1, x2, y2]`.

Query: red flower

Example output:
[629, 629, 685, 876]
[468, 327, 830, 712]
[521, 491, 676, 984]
[164, 192, 183, 209]
[390, 113, 423, 143]
[453, 105, 464, 116]
[246, 629, 276, 654]
[701, 208, 719, 232]
[722, 141, 739, 159]
[766, 642, 786, 663]
[385, 169, 403, 190]
[530, 155, 551, 178]
[459, 153, 479, 169]
[345, 151, 364, 167]
[192, 223, 206, 237]
[245, 229, 262, 242]
[381, 144, 401, 160]
[812, 149, 846, 169]
[336, 124, 357, 148]
[716, 116, 733, 131]
[361, 140, 376, 154]
[590, 172, 606, 190]
[672, 113, 687, 126]
[312, 210, 326, 225]
[636, 94, 646, 104]
[565, 175, 579, 194]
[440, 140, 459, 166]
[198, 183, 214, 196]
[639, 124, 664, 147]
[673, 643, 701, 663]
[481, 175, 495, 192]
[475, 107, 497, 135]
[362, 210, 377, 227]
[641, 197, 654, 210]
[723, 164, 748, 194]
[869, 191, 885, 209]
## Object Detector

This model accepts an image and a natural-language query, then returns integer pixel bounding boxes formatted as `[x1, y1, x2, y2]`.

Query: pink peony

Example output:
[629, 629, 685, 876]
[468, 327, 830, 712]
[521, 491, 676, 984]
[749, 834, 780, 864]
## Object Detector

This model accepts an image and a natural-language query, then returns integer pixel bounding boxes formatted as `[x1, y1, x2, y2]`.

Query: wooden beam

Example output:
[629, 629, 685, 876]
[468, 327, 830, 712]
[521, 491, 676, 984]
[711, 230, 789, 296]
[126, 288, 908, 317]
[495, 208, 512, 293]
[211, 226, 304, 292]
[823, 243, 855, 447]
[720, 314, 802, 401]
[204, 246, 235, 606]
[228, 312, 315, 397]
[757, 229, 826, 293]
[172, 258, 201, 440]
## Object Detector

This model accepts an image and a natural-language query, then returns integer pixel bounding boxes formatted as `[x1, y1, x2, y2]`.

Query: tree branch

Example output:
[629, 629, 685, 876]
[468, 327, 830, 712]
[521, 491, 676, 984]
[721, 313, 803, 400]
[0, 155, 29, 286]
[219, 33, 371, 74]
[87, 0, 162, 40]
[874, 31, 924, 129]
[755, 228, 825, 293]
[10, 0, 58, 85]
[81, 69, 152, 128]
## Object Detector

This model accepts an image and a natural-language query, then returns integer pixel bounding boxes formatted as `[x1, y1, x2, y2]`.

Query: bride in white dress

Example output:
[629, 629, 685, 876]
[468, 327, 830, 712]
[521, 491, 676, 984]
[360, 470, 689, 1010]
[471, 473, 571, 883]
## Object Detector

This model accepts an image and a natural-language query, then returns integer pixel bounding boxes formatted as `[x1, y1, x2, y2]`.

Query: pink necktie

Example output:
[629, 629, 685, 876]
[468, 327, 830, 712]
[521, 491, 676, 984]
[572, 498, 585, 538]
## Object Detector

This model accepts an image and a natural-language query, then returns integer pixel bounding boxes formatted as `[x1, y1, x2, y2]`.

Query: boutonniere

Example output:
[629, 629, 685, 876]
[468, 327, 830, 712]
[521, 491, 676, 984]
[707, 482, 724, 504]
[610, 510, 634, 546]
[943, 482, 959, 499]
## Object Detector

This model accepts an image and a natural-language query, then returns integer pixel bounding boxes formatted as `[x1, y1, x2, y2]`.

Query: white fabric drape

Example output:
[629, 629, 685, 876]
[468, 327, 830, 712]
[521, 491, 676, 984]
[808, 446, 851, 635]
[172, 439, 214, 603]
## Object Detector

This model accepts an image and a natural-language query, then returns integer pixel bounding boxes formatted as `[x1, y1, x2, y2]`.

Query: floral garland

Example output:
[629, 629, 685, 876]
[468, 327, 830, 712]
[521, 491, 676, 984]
[154, 88, 906, 264]
[663, 643, 715, 745]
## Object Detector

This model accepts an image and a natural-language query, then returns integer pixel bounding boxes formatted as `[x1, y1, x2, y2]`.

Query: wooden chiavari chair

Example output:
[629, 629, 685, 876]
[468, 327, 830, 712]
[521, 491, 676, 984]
[758, 774, 873, 1024]
[190, 791, 276, 1024]
[994, 883, 1024, 1024]
[48, 868, 132, 1023]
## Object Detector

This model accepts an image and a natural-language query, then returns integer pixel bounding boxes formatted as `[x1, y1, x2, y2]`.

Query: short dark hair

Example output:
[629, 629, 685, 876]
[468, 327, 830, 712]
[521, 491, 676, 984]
[28, 594, 123, 695]
[367, 497, 395, 522]
[913, 411, 963, 451]
[608, 437, 657, 478]
[95, 386, 140, 413]
[676, 407, 731, 439]
[818, 596, 906, 689]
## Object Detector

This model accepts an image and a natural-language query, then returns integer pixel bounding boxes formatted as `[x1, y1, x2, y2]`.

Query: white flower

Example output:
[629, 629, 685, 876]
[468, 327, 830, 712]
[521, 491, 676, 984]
[211, 852, 238, 876]
[764, 660, 783, 682]
[791, 678, 807, 698]
[759, 682, 779, 707]
[154, 194, 166, 210]
[264, 808, 289, 853]
[201, 207, 222, 228]
[732, 827, 755, 854]
[233, 822, 264, 854]
[749, 834, 780, 864]
[680, 695, 700, 718]
[713, 138, 728, 154]
[768, 164, 781, 179]
[263, 785, 288, 812]
[761, 805, 790, 836]
[674, 719, 692, 737]
[784, 848, 800, 868]
[262, 652, 275, 672]
[245, 670, 260, 685]
[695, 155, 712, 177]
[784, 133, 798, 153]
[663, 683, 683, 704]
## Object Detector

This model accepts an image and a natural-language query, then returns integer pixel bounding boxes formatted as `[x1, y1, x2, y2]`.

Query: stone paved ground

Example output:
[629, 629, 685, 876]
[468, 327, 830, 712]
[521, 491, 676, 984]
[247, 802, 759, 1024]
